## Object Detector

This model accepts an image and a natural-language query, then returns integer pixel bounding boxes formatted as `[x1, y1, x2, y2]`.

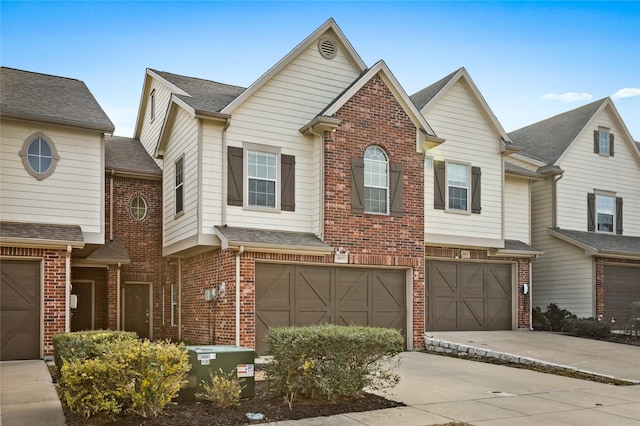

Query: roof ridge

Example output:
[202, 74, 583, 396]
[1, 66, 83, 83]
[149, 68, 246, 90]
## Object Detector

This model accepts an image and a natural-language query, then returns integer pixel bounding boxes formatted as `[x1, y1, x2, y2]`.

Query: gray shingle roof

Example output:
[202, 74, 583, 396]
[508, 99, 607, 165]
[215, 226, 332, 253]
[0, 221, 84, 244]
[550, 228, 640, 257]
[151, 69, 245, 114]
[84, 237, 130, 264]
[105, 136, 161, 176]
[503, 239, 543, 254]
[504, 162, 544, 179]
[0, 67, 114, 133]
[410, 68, 461, 110]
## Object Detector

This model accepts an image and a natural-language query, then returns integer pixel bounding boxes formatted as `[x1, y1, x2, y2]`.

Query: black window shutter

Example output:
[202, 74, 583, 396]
[389, 162, 403, 217]
[434, 160, 445, 210]
[587, 193, 595, 232]
[471, 166, 481, 214]
[351, 158, 365, 214]
[281, 154, 295, 211]
[609, 133, 615, 157]
[227, 146, 243, 206]
[593, 130, 599, 154]
[616, 197, 623, 235]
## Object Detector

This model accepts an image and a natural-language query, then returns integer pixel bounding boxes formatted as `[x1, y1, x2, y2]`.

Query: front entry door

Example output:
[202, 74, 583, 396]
[71, 281, 94, 331]
[123, 284, 150, 339]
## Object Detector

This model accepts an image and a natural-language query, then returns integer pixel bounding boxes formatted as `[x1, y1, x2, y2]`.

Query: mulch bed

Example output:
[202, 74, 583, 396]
[53, 371, 404, 426]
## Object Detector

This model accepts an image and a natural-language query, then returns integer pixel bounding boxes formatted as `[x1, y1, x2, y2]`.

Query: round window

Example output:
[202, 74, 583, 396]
[130, 195, 148, 221]
[20, 133, 59, 180]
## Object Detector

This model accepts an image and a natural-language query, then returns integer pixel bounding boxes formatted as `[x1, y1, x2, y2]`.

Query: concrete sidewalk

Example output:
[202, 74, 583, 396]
[0, 360, 66, 426]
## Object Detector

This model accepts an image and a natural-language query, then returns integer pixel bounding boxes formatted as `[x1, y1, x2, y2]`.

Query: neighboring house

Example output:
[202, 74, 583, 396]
[0, 67, 114, 360]
[411, 67, 543, 332]
[509, 98, 640, 322]
[134, 19, 442, 354]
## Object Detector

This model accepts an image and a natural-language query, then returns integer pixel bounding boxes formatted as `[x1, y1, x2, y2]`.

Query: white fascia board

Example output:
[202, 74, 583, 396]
[221, 18, 367, 115]
[509, 152, 547, 168]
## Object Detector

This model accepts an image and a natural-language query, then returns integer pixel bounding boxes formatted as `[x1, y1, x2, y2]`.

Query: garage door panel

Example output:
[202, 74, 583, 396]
[256, 264, 406, 355]
[427, 260, 512, 332]
[1, 260, 40, 360]
[604, 265, 640, 323]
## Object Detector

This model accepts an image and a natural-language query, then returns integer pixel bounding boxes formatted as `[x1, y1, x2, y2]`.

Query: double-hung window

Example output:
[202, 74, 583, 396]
[447, 162, 470, 212]
[596, 194, 615, 233]
[364, 146, 388, 214]
[175, 157, 184, 215]
[594, 127, 614, 156]
[247, 150, 277, 208]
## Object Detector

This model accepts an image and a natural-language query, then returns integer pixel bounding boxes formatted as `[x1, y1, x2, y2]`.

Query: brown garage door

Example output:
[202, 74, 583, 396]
[604, 265, 640, 324]
[1, 260, 41, 360]
[255, 264, 406, 355]
[426, 260, 512, 331]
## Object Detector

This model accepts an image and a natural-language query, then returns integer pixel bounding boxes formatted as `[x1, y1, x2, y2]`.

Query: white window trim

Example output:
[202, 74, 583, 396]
[150, 89, 156, 122]
[130, 194, 148, 221]
[445, 160, 471, 214]
[19, 132, 60, 180]
[171, 283, 178, 327]
[595, 189, 616, 234]
[598, 126, 610, 157]
[243, 142, 281, 212]
[364, 145, 389, 215]
[174, 155, 185, 217]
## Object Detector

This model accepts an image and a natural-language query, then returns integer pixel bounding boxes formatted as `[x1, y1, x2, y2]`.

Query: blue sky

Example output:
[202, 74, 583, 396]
[2, 1, 639, 140]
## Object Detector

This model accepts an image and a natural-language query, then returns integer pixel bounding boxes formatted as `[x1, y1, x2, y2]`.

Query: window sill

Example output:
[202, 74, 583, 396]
[174, 211, 185, 219]
[243, 205, 281, 214]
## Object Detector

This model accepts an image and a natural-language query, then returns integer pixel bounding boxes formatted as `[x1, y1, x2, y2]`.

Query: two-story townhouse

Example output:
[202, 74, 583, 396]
[0, 67, 114, 360]
[134, 19, 440, 354]
[509, 98, 640, 323]
[411, 68, 543, 332]
[70, 135, 170, 342]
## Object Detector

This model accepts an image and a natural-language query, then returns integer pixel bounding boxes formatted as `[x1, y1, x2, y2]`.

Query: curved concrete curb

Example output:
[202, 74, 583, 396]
[424, 334, 640, 385]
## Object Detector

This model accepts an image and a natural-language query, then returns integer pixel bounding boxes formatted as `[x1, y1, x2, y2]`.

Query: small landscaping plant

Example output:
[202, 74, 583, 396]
[533, 303, 576, 331]
[196, 368, 246, 409]
[265, 325, 403, 408]
[565, 317, 611, 339]
[55, 331, 190, 418]
[52, 329, 137, 374]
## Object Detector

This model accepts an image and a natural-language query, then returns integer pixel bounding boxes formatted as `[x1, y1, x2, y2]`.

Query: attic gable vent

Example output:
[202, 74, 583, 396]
[318, 37, 337, 59]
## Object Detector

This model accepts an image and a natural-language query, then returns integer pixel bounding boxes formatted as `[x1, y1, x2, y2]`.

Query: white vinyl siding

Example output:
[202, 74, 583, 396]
[200, 122, 224, 229]
[556, 108, 640, 236]
[529, 177, 594, 317]
[504, 176, 530, 244]
[139, 78, 173, 166]
[223, 39, 360, 233]
[505, 155, 540, 172]
[423, 80, 503, 241]
[0, 120, 104, 238]
[163, 108, 198, 247]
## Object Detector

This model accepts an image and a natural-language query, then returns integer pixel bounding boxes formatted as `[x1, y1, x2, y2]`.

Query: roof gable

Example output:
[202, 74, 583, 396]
[508, 98, 606, 164]
[0, 66, 114, 133]
[510, 98, 640, 166]
[411, 67, 514, 150]
[220, 18, 367, 115]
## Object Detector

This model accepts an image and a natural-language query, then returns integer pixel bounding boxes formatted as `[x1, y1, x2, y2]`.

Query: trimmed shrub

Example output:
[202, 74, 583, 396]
[58, 337, 190, 418]
[566, 318, 611, 339]
[196, 368, 245, 409]
[533, 303, 576, 331]
[53, 330, 137, 374]
[265, 325, 403, 405]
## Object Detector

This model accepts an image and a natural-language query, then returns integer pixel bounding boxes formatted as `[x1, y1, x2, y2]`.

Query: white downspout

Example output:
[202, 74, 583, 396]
[178, 257, 182, 341]
[116, 262, 121, 330]
[235, 245, 244, 346]
[65, 245, 72, 332]
[308, 126, 324, 240]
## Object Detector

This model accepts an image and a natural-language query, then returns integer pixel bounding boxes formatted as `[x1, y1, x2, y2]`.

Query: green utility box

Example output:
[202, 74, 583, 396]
[182, 345, 255, 400]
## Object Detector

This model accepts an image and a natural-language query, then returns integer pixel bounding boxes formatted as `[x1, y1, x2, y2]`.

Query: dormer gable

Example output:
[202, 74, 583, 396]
[411, 67, 517, 154]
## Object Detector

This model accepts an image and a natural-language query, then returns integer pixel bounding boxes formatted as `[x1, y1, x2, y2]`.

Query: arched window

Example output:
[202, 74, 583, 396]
[20, 133, 59, 180]
[364, 146, 388, 214]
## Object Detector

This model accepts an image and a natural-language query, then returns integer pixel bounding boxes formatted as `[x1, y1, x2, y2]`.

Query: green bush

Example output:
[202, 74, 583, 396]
[265, 325, 403, 405]
[566, 318, 611, 339]
[533, 303, 576, 331]
[58, 337, 190, 418]
[196, 368, 246, 409]
[53, 330, 137, 374]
